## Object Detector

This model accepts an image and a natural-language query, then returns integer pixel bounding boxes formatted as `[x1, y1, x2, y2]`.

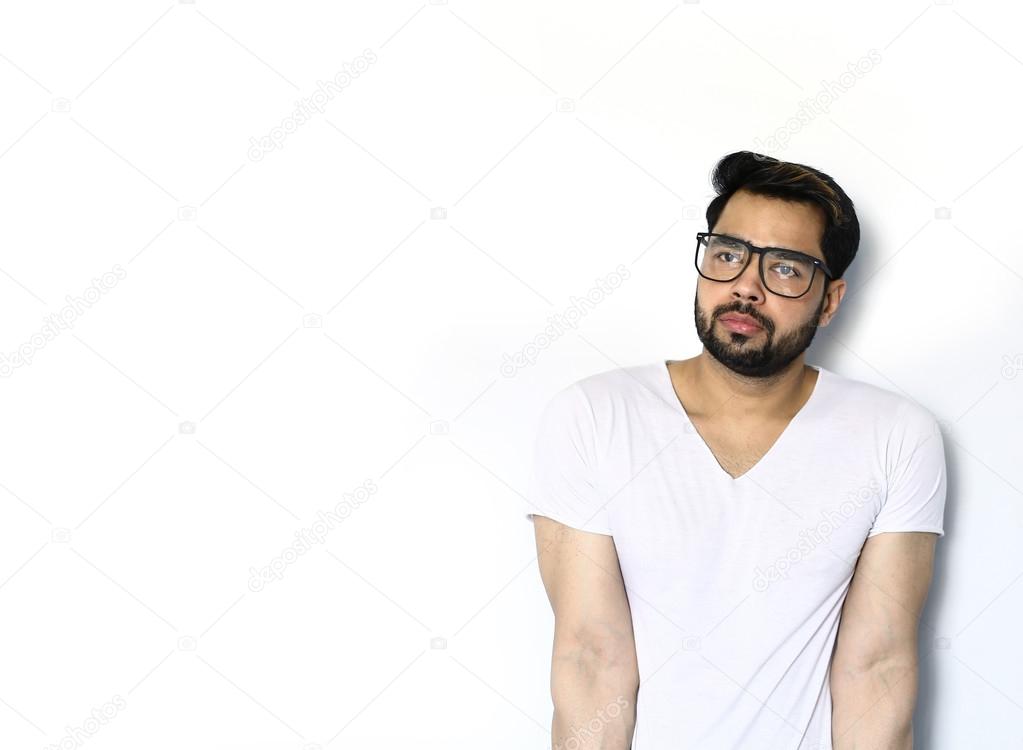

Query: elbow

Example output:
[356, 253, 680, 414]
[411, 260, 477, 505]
[830, 656, 918, 743]
[832, 646, 918, 682]
[552, 629, 640, 688]
[556, 624, 638, 670]
[830, 653, 919, 723]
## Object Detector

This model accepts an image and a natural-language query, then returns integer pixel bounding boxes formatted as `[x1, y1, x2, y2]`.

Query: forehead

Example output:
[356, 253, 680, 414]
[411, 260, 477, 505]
[713, 190, 826, 259]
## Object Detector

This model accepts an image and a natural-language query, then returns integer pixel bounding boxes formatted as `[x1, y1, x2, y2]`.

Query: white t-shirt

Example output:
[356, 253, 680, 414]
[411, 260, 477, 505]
[524, 359, 947, 750]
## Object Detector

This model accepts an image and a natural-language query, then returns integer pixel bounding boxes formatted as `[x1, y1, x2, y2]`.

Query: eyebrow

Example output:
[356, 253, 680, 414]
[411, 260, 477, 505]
[719, 233, 819, 260]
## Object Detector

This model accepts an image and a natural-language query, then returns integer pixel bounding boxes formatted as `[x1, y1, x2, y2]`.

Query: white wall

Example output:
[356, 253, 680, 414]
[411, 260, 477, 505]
[0, 1, 1018, 748]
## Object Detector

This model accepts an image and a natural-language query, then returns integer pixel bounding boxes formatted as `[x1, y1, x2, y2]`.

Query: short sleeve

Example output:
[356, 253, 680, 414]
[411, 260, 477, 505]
[868, 402, 947, 538]
[523, 383, 612, 536]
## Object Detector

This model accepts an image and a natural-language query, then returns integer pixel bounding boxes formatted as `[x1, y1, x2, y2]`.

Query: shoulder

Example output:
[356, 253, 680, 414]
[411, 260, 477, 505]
[547, 360, 666, 418]
[819, 366, 942, 441]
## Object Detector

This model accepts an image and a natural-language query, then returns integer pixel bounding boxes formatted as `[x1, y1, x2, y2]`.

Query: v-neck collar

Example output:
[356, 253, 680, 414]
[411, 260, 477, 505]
[657, 359, 827, 482]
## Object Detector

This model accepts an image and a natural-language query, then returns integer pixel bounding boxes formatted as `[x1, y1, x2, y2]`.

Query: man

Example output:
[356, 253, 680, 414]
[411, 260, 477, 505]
[524, 151, 947, 749]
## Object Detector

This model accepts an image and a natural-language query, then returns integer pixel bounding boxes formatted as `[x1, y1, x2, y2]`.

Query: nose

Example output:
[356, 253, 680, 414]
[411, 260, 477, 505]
[730, 254, 766, 303]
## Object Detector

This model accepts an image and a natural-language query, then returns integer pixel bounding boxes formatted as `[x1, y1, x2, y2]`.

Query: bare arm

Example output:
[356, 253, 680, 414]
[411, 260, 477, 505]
[533, 515, 640, 749]
[830, 531, 938, 749]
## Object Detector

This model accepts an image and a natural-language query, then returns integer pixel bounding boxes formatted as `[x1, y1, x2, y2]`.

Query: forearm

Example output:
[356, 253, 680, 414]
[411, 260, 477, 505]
[830, 657, 918, 750]
[551, 647, 638, 749]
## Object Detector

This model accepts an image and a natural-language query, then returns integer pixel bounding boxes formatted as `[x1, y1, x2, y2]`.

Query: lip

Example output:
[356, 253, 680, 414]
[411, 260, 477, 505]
[718, 313, 763, 334]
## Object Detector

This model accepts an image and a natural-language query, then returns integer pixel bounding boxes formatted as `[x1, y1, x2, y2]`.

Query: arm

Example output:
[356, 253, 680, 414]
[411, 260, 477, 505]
[533, 515, 640, 749]
[830, 531, 938, 749]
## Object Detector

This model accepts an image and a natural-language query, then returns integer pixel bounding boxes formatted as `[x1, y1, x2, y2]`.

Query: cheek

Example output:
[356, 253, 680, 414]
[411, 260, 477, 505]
[774, 303, 817, 331]
[695, 280, 725, 308]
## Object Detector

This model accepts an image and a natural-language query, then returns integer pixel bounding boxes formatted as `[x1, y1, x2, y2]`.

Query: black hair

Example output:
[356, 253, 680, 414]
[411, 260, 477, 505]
[705, 151, 860, 279]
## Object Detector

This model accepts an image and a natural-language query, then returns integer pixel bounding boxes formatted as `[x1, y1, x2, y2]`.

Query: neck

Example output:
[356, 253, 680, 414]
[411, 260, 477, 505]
[682, 351, 815, 420]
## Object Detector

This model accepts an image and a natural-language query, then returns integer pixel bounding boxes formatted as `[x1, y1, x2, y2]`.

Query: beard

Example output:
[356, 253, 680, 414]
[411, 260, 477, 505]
[694, 291, 826, 378]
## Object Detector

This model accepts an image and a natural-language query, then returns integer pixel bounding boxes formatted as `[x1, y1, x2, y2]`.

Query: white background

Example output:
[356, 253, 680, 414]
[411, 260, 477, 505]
[0, 1, 1020, 748]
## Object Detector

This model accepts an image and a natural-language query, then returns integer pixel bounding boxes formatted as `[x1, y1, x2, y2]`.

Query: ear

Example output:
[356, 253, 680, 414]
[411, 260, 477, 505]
[817, 279, 847, 327]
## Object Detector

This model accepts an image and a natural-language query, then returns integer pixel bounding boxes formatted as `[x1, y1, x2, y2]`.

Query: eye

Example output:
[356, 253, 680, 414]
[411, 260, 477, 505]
[771, 263, 801, 278]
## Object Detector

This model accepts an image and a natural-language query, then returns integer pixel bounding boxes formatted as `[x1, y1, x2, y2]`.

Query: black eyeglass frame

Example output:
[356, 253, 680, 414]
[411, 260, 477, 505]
[694, 232, 834, 299]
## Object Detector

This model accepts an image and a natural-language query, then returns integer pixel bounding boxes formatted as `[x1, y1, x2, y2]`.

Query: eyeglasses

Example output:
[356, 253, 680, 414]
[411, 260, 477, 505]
[694, 232, 833, 299]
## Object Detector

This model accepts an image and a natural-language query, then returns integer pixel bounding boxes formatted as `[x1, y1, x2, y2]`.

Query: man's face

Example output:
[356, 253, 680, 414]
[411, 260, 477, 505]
[694, 189, 838, 378]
